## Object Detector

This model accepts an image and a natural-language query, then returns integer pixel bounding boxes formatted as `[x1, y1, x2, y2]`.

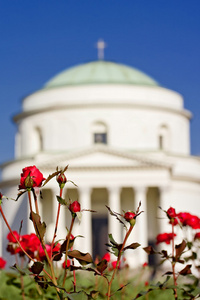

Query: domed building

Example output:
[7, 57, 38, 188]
[1, 60, 200, 267]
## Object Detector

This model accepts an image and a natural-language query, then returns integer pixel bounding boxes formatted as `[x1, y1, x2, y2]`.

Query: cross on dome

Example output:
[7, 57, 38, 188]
[96, 39, 107, 60]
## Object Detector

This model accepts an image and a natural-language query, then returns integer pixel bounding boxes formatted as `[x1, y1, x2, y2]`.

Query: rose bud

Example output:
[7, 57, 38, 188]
[167, 207, 176, 219]
[19, 166, 45, 190]
[124, 211, 136, 226]
[69, 201, 81, 216]
[56, 173, 67, 189]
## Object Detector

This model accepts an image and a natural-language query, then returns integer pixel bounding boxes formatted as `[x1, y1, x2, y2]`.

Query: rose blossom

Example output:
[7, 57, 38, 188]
[69, 201, 81, 214]
[111, 260, 121, 269]
[194, 232, 200, 240]
[62, 259, 71, 269]
[102, 253, 111, 262]
[177, 212, 200, 229]
[167, 207, 176, 219]
[0, 257, 6, 269]
[7, 231, 20, 243]
[156, 232, 176, 245]
[19, 165, 45, 190]
[19, 233, 40, 257]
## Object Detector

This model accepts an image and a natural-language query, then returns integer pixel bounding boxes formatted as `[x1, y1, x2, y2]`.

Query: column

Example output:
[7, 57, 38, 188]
[159, 186, 170, 233]
[108, 186, 121, 242]
[78, 187, 92, 254]
[134, 186, 148, 264]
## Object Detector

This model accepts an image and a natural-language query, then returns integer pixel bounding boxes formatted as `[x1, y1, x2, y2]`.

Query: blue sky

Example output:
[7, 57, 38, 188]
[0, 0, 200, 163]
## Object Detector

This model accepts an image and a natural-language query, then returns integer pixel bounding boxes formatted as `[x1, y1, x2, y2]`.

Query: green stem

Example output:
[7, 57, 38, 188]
[171, 222, 177, 299]
[107, 225, 133, 299]
[0, 204, 55, 282]
[51, 188, 63, 258]
[27, 191, 59, 290]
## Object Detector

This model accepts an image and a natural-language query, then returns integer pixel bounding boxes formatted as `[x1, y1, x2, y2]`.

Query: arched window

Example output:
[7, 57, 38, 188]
[92, 122, 107, 144]
[158, 124, 170, 151]
[32, 127, 43, 153]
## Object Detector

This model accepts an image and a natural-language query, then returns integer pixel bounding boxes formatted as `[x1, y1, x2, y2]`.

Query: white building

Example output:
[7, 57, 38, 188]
[1, 60, 200, 267]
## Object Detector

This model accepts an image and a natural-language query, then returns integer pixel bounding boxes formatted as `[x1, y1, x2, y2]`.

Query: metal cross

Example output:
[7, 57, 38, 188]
[96, 39, 107, 60]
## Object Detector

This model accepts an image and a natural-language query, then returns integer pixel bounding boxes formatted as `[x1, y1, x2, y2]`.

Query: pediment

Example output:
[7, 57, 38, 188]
[37, 146, 171, 171]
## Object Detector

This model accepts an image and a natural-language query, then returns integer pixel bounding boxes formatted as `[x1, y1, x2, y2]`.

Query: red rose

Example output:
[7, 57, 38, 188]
[156, 232, 176, 245]
[142, 262, 148, 268]
[6, 231, 21, 255]
[62, 259, 71, 269]
[167, 207, 176, 219]
[38, 243, 61, 261]
[38, 244, 51, 261]
[187, 215, 200, 229]
[7, 231, 20, 243]
[111, 260, 121, 269]
[177, 212, 190, 226]
[102, 253, 111, 262]
[19, 165, 45, 190]
[194, 232, 200, 240]
[124, 211, 136, 226]
[0, 257, 6, 269]
[177, 212, 200, 229]
[20, 234, 40, 257]
[69, 201, 81, 214]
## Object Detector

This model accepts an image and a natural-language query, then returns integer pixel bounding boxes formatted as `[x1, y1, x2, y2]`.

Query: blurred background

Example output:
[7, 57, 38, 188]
[0, 0, 200, 163]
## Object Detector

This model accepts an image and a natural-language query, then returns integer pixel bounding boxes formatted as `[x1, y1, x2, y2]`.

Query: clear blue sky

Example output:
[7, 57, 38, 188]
[0, 0, 200, 163]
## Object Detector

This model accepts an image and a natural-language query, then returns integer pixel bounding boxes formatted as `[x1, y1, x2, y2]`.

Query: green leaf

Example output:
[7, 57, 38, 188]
[67, 250, 93, 265]
[15, 190, 27, 201]
[175, 240, 186, 260]
[124, 242, 140, 251]
[179, 264, 192, 276]
[30, 261, 44, 274]
[106, 205, 127, 230]
[96, 259, 107, 274]
[143, 246, 157, 255]
[30, 211, 46, 240]
[56, 195, 68, 205]
[42, 170, 61, 187]
[10, 264, 27, 276]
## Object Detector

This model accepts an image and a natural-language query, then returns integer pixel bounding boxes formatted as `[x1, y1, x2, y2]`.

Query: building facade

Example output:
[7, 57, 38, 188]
[1, 60, 200, 267]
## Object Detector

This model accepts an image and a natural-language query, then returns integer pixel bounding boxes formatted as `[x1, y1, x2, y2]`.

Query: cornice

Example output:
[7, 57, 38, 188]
[13, 102, 191, 123]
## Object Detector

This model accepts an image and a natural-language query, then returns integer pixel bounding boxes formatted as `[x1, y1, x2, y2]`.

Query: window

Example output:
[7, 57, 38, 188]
[158, 124, 170, 151]
[92, 122, 107, 145]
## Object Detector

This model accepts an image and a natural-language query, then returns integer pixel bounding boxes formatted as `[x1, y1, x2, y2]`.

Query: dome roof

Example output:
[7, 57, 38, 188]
[43, 60, 159, 89]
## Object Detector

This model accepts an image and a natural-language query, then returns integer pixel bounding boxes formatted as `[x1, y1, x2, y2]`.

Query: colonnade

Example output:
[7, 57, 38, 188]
[28, 185, 169, 268]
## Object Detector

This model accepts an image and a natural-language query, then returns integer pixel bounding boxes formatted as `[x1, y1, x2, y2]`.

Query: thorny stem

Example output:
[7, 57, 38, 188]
[32, 188, 40, 216]
[171, 221, 178, 300]
[0, 205, 53, 281]
[107, 225, 134, 299]
[27, 191, 59, 292]
[62, 216, 75, 287]
[51, 188, 63, 258]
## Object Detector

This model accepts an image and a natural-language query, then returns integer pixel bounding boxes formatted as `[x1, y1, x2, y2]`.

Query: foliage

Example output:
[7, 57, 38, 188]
[0, 167, 200, 299]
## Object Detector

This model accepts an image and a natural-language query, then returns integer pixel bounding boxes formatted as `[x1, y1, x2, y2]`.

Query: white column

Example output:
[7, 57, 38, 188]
[134, 186, 148, 264]
[108, 186, 121, 243]
[78, 187, 92, 254]
[159, 186, 170, 233]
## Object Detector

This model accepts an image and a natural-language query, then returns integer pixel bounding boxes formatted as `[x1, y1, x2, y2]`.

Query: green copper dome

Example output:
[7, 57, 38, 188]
[44, 60, 159, 89]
